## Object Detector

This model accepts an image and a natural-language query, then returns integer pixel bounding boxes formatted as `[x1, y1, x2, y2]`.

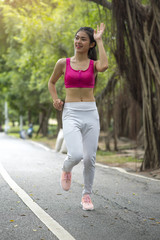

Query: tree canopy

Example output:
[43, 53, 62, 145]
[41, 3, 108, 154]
[0, 0, 114, 129]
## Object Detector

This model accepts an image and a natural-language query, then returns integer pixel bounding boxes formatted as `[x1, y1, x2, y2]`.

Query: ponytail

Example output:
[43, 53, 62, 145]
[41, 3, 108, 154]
[88, 46, 97, 61]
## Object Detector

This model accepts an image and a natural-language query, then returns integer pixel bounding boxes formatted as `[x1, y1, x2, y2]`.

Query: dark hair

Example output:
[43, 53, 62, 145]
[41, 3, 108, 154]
[76, 27, 97, 61]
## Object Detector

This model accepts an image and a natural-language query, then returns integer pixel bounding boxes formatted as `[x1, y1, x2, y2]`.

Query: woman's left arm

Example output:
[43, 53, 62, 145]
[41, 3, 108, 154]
[94, 23, 108, 72]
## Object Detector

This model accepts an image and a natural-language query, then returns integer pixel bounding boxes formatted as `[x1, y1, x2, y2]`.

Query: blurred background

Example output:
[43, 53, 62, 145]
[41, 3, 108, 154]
[0, 0, 159, 171]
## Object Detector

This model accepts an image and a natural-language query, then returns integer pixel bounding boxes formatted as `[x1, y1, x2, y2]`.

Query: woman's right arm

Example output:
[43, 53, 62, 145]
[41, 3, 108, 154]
[48, 58, 66, 111]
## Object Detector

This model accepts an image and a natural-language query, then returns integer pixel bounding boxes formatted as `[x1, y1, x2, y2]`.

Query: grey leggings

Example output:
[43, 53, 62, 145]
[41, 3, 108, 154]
[62, 102, 100, 196]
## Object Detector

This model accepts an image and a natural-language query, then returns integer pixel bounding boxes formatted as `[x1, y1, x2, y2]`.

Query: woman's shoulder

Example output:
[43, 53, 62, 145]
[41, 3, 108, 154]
[56, 58, 67, 66]
[55, 58, 67, 73]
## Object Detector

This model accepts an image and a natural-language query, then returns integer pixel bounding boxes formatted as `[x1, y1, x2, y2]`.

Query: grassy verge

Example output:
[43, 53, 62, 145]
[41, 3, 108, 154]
[8, 132, 57, 149]
[6, 125, 142, 166]
[31, 135, 56, 149]
[96, 150, 142, 165]
[6, 124, 57, 149]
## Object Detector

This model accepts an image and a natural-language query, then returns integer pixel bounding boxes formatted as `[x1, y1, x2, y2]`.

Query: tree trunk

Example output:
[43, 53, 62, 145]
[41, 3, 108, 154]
[36, 105, 52, 137]
[28, 110, 32, 124]
[127, 11, 159, 170]
[112, 0, 160, 170]
[56, 109, 62, 134]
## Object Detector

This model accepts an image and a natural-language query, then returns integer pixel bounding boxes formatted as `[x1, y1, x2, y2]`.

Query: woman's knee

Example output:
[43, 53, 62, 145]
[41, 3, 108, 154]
[83, 153, 96, 168]
[69, 151, 83, 164]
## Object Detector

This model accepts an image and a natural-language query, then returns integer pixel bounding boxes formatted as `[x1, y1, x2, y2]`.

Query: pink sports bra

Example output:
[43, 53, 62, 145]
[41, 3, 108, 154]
[64, 58, 95, 88]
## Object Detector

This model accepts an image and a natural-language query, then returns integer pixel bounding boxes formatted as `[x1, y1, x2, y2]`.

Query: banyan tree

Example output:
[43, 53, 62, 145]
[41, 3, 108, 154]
[91, 0, 160, 170]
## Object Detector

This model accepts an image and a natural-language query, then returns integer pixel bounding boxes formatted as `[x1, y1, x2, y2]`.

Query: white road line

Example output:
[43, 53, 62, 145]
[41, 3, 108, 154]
[96, 163, 160, 182]
[28, 140, 160, 182]
[0, 162, 75, 240]
[29, 140, 56, 153]
[29, 140, 51, 151]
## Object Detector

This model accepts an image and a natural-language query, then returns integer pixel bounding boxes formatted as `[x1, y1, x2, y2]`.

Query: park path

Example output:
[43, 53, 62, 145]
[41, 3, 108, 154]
[0, 133, 160, 240]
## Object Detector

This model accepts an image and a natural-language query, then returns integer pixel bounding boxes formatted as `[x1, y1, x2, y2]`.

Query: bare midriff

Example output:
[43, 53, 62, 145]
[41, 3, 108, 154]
[65, 88, 95, 102]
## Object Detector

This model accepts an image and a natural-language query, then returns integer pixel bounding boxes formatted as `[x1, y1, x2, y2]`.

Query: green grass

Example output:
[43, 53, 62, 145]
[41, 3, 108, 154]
[6, 124, 57, 148]
[8, 132, 20, 138]
[8, 132, 57, 149]
[6, 124, 57, 136]
[31, 135, 56, 149]
[96, 151, 142, 165]
[97, 150, 116, 156]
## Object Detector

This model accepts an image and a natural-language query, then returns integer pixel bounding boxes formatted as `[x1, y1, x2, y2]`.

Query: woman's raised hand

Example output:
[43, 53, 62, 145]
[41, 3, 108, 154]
[94, 23, 105, 41]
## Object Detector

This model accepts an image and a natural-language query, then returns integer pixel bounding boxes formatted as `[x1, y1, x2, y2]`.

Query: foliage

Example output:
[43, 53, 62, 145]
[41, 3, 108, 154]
[0, 0, 115, 131]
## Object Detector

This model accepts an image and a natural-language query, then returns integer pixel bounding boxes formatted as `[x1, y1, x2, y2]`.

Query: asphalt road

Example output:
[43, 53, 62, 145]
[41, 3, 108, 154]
[0, 133, 160, 240]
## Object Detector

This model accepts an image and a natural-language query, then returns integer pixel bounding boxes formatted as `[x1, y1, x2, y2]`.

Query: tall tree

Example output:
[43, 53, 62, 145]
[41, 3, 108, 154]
[90, 0, 160, 169]
[112, 0, 160, 169]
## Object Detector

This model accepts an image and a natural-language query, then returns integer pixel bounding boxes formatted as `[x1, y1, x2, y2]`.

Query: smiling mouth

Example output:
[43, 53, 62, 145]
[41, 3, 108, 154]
[76, 45, 83, 49]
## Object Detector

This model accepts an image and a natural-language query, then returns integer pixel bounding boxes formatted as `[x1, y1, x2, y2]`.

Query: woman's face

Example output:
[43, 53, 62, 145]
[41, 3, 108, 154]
[74, 31, 91, 53]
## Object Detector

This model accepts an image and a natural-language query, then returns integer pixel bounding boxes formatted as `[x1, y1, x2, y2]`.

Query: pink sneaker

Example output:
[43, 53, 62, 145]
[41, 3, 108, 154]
[61, 171, 72, 191]
[81, 194, 94, 211]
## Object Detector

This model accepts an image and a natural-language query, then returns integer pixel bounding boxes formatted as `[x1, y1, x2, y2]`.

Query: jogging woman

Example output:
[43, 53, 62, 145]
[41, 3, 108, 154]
[48, 23, 108, 210]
